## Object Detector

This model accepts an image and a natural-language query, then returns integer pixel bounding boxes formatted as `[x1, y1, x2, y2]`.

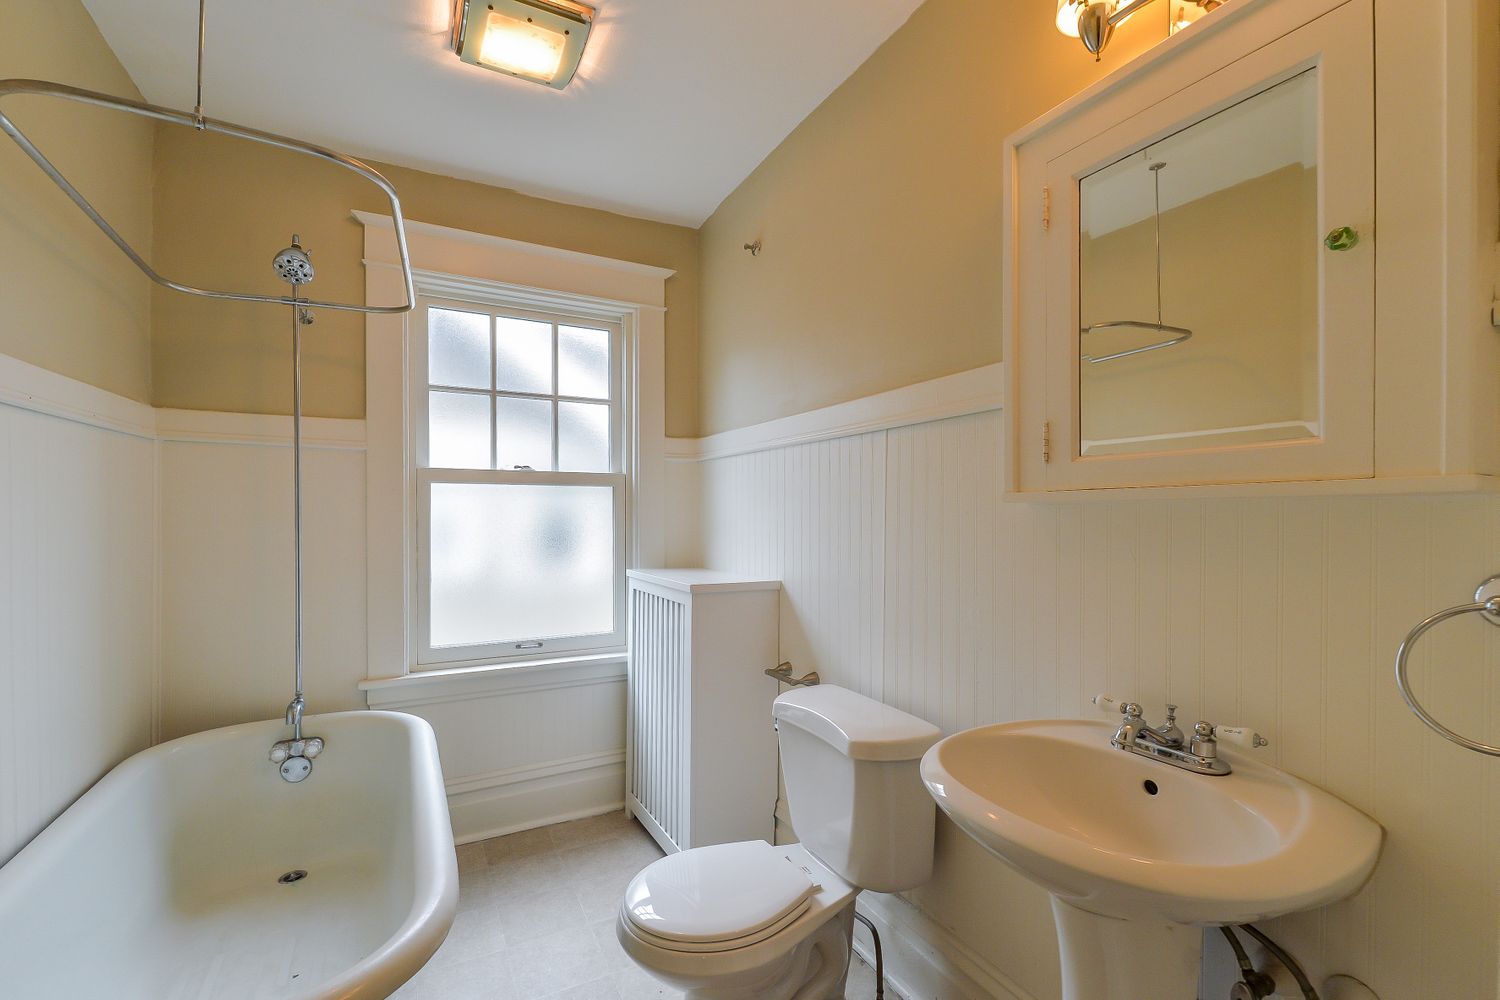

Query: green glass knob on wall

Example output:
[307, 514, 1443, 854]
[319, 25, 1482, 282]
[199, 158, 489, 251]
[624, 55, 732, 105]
[1324, 226, 1359, 251]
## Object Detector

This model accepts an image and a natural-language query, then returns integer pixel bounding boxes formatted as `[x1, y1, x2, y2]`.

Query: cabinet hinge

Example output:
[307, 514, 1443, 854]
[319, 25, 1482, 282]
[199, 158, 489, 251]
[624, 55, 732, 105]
[1042, 420, 1052, 463]
[1042, 187, 1051, 231]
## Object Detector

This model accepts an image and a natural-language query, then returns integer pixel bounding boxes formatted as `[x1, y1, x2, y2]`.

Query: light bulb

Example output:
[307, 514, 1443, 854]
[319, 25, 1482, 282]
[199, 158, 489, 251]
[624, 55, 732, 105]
[1055, 0, 1086, 38]
[478, 11, 568, 82]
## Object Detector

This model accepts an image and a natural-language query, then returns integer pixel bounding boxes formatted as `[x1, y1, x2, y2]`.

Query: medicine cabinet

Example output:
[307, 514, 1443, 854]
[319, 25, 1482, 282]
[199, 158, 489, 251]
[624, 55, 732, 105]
[1005, 0, 1500, 498]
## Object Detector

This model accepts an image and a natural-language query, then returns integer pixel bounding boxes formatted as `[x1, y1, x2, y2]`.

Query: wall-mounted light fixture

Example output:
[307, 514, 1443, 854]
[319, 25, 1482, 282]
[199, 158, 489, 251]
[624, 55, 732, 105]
[1056, 0, 1223, 60]
[451, 0, 595, 89]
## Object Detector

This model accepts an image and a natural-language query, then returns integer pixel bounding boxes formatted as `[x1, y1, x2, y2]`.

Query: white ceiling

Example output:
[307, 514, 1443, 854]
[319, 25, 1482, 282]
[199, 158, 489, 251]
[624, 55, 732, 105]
[80, 0, 923, 226]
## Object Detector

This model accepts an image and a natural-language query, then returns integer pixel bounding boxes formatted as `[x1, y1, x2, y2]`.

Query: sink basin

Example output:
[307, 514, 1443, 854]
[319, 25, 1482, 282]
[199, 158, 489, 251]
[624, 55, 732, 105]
[921, 719, 1382, 999]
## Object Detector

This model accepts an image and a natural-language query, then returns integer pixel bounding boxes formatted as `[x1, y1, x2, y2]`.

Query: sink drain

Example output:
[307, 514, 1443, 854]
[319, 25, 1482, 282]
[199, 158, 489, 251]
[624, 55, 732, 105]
[278, 869, 308, 885]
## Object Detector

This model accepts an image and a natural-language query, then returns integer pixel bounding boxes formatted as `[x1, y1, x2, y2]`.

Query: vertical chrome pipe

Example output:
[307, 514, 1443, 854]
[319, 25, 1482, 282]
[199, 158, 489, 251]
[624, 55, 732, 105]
[1150, 160, 1166, 327]
[193, 0, 206, 129]
[290, 291, 305, 740]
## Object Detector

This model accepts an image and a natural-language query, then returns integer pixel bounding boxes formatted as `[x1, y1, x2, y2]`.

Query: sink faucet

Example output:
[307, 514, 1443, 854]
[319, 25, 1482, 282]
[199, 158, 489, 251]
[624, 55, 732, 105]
[1112, 702, 1231, 776]
[1116, 702, 1184, 749]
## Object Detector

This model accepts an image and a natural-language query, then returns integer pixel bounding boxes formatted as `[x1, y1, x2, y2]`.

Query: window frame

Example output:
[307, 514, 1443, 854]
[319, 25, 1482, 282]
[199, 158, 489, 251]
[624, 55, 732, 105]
[411, 293, 630, 670]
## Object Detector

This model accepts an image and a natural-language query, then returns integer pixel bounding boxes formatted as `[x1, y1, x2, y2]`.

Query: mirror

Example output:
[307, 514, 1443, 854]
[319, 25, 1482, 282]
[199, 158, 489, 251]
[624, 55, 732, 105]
[1077, 69, 1319, 457]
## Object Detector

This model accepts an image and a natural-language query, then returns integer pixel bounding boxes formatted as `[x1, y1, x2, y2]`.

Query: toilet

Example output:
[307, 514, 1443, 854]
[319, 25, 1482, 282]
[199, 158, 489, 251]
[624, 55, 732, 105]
[616, 685, 941, 999]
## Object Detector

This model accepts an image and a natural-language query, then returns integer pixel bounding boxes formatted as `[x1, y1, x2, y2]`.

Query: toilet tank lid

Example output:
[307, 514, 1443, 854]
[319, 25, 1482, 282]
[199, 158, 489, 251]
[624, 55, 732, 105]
[773, 685, 941, 761]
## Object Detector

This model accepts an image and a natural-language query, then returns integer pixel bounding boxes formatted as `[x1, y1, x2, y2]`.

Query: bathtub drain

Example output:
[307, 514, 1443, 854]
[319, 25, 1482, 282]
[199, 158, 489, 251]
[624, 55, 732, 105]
[278, 870, 308, 885]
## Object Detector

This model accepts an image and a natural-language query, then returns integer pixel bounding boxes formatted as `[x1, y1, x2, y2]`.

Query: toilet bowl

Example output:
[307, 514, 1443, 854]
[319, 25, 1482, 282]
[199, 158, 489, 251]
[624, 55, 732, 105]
[616, 685, 942, 1000]
[616, 841, 856, 1000]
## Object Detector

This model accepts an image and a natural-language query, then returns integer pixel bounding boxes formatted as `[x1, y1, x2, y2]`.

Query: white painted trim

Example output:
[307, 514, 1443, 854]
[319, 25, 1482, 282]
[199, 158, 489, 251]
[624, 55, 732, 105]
[1079, 419, 1319, 453]
[0, 354, 156, 439]
[360, 653, 627, 709]
[668, 363, 1006, 463]
[1005, 473, 1500, 503]
[154, 408, 366, 450]
[360, 213, 670, 682]
[625, 568, 781, 594]
[854, 892, 1039, 1000]
[363, 262, 669, 314]
[445, 749, 625, 797]
[0, 358, 370, 453]
[352, 210, 677, 282]
[448, 753, 626, 845]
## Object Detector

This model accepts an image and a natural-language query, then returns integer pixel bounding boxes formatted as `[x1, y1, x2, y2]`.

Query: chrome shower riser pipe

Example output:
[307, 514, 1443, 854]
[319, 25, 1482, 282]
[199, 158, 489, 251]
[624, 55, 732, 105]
[288, 289, 305, 741]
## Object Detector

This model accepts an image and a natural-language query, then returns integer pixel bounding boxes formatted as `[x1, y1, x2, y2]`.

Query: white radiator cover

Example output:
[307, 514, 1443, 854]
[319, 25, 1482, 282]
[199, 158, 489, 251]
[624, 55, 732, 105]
[626, 569, 781, 853]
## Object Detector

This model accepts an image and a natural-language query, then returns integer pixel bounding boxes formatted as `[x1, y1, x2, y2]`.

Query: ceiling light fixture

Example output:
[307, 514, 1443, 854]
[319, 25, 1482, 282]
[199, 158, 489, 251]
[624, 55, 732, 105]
[1056, 0, 1224, 60]
[450, 0, 595, 89]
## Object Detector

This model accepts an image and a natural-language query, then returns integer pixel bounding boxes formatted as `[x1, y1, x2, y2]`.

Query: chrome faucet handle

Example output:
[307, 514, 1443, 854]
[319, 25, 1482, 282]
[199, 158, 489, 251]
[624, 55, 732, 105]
[1121, 702, 1144, 720]
[1157, 704, 1185, 745]
[1190, 720, 1218, 759]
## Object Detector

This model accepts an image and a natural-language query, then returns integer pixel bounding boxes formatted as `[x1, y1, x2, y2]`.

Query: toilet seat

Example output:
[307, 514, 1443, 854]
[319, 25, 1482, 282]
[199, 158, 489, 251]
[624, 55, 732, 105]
[623, 841, 818, 954]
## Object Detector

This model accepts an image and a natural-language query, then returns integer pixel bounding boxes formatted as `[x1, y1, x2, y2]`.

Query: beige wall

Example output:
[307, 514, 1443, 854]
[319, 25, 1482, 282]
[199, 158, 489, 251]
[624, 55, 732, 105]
[696, 0, 1167, 435]
[151, 130, 701, 433]
[0, 0, 154, 402]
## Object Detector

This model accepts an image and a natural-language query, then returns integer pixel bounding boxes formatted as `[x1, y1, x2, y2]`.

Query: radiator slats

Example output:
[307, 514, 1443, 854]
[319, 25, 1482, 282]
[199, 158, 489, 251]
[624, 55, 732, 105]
[629, 587, 689, 850]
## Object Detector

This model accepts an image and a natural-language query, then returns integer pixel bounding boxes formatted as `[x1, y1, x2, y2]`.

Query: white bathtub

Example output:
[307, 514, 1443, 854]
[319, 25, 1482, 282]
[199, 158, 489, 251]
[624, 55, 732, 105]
[0, 710, 458, 999]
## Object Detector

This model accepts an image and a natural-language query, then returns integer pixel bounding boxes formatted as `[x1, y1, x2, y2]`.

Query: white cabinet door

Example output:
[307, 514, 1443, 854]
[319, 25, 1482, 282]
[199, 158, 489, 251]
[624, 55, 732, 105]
[1013, 0, 1374, 493]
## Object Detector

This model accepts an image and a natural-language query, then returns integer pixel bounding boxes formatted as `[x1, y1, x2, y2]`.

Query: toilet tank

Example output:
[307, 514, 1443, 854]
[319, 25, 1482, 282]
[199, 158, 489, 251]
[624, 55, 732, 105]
[772, 686, 942, 893]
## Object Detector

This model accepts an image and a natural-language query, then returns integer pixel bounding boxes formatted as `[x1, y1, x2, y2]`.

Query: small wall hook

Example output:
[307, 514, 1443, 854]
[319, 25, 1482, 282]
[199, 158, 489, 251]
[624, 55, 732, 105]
[744, 239, 762, 257]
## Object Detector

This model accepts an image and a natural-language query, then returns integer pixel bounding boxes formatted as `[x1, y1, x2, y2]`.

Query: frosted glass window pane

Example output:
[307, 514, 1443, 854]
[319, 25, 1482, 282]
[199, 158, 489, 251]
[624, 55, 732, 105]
[496, 317, 553, 394]
[496, 396, 554, 470]
[428, 391, 491, 469]
[429, 483, 615, 647]
[428, 308, 490, 389]
[558, 401, 610, 472]
[558, 326, 610, 399]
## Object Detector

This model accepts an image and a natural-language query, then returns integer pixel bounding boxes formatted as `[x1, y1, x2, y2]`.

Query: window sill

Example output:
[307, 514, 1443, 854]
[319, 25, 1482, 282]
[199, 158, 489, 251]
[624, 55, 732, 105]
[360, 651, 627, 709]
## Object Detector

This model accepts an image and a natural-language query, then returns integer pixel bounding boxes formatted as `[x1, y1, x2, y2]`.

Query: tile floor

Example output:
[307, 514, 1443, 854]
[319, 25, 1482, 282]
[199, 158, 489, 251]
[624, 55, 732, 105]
[391, 810, 886, 999]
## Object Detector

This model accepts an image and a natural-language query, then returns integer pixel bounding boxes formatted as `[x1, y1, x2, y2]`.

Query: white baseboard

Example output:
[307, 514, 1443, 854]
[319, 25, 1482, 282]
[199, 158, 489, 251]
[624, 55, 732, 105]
[853, 892, 1038, 1000]
[448, 750, 626, 844]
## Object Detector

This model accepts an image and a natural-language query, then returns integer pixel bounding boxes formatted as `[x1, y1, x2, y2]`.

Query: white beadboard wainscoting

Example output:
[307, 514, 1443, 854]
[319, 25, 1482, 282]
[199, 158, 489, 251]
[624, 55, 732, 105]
[362, 657, 629, 844]
[156, 411, 370, 740]
[0, 358, 157, 865]
[686, 376, 1500, 1000]
[159, 411, 630, 843]
[1, 353, 628, 859]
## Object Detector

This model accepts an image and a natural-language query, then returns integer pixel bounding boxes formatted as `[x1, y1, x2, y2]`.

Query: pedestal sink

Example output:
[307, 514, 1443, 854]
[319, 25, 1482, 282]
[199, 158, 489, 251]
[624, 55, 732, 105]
[920, 719, 1382, 1000]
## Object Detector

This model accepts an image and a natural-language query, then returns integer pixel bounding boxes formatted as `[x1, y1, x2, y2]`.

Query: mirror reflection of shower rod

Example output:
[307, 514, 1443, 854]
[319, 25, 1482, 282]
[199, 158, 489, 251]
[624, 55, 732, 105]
[1080, 157, 1195, 364]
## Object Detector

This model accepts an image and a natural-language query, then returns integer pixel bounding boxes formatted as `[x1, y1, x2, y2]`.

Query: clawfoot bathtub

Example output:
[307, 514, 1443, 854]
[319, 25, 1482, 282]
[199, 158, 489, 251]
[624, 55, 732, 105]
[0, 710, 457, 999]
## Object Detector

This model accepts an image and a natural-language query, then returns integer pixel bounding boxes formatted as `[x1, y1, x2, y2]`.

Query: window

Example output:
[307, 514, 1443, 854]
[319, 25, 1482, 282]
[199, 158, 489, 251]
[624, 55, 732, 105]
[415, 297, 626, 667]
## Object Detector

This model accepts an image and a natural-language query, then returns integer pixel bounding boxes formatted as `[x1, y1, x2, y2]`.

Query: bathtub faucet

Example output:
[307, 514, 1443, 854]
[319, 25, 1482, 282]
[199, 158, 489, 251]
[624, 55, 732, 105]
[285, 694, 305, 739]
[269, 696, 324, 783]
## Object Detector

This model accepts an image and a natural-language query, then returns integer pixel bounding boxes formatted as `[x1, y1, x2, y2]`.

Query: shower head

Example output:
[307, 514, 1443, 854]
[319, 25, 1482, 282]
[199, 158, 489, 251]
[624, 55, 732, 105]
[273, 235, 315, 285]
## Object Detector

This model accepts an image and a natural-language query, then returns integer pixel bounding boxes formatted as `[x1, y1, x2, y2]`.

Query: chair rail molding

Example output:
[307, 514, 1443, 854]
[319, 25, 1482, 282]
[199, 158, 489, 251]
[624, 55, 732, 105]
[667, 363, 1006, 463]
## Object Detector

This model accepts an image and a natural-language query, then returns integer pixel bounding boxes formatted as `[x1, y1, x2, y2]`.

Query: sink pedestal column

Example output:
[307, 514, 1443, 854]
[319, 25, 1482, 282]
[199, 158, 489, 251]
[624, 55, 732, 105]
[1051, 898, 1201, 1000]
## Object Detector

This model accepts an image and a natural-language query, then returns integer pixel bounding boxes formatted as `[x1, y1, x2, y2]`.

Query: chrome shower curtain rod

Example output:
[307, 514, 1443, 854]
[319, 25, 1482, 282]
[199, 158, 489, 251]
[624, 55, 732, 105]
[0, 79, 414, 315]
[0, 0, 415, 315]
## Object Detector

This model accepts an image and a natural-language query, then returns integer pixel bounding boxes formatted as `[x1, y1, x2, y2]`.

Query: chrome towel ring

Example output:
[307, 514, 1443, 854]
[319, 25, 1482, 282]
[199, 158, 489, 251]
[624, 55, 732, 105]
[1394, 575, 1500, 757]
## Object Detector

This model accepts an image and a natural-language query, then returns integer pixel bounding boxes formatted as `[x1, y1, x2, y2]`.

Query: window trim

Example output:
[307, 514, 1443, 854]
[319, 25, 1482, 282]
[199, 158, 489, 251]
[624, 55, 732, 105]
[357, 209, 674, 683]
